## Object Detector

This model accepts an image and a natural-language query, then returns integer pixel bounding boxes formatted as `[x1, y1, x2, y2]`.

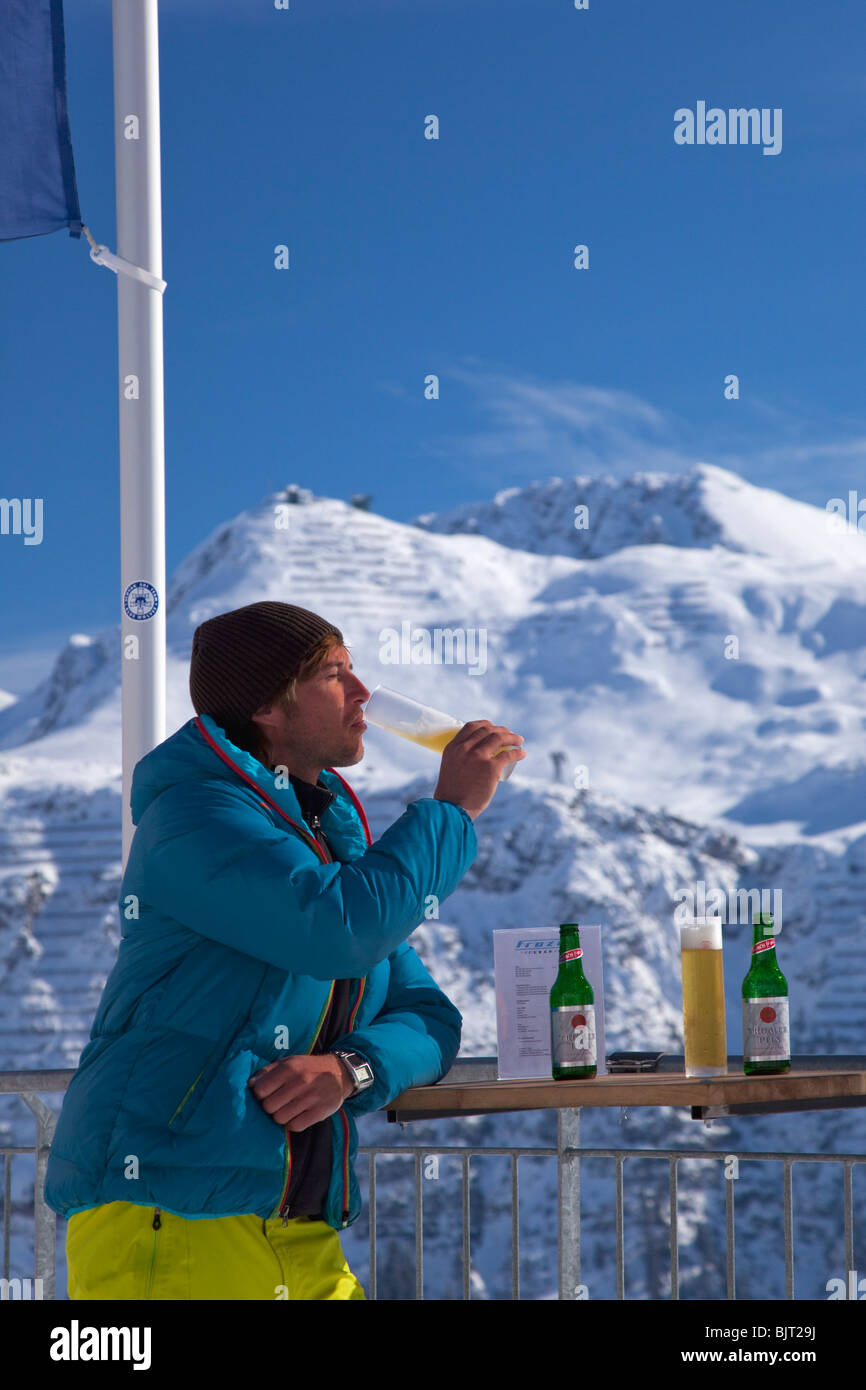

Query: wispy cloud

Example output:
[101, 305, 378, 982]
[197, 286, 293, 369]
[422, 363, 702, 486]
[418, 361, 866, 508]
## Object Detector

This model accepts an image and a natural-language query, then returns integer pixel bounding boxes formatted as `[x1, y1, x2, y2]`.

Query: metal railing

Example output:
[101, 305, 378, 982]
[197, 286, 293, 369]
[1, 1068, 863, 1300]
[0, 1072, 67, 1301]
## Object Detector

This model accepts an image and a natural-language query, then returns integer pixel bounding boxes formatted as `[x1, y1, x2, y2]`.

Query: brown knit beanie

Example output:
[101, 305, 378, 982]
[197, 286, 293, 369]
[189, 601, 344, 728]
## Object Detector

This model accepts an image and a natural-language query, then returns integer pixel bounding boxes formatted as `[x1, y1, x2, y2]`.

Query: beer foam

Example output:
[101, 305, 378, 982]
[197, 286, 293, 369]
[680, 916, 722, 949]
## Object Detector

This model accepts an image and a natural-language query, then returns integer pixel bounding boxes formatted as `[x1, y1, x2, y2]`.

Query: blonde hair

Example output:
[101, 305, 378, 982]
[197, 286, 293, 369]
[268, 630, 346, 714]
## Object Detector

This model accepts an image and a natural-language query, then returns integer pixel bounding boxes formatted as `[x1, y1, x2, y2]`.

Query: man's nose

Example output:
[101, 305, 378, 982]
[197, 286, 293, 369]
[351, 674, 371, 703]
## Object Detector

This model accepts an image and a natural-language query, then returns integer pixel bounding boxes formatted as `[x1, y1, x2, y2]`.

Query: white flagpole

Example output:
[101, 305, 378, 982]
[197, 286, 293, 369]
[112, 0, 166, 867]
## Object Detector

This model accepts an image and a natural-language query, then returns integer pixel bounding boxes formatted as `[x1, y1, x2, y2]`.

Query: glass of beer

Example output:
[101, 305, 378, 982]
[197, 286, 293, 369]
[362, 685, 521, 781]
[680, 916, 727, 1077]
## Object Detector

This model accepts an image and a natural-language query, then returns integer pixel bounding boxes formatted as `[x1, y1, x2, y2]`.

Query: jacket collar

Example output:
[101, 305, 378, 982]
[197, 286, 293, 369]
[186, 714, 370, 858]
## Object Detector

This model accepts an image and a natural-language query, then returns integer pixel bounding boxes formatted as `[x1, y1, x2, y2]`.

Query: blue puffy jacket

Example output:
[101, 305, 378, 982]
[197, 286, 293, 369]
[44, 714, 477, 1229]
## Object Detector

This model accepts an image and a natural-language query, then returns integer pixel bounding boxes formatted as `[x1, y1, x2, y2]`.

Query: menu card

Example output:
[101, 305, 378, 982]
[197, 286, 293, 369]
[493, 925, 607, 1079]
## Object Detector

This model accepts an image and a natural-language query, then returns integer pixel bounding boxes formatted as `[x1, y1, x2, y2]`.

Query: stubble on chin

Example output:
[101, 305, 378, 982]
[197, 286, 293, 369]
[331, 737, 364, 769]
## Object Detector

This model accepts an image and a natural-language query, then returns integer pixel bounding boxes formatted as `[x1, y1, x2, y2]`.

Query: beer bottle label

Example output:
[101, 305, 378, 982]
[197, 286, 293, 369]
[551, 1004, 596, 1068]
[742, 996, 790, 1061]
[752, 937, 776, 955]
[560, 947, 582, 963]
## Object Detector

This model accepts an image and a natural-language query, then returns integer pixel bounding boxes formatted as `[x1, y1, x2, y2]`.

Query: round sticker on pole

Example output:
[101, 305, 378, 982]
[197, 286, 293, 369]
[124, 581, 159, 621]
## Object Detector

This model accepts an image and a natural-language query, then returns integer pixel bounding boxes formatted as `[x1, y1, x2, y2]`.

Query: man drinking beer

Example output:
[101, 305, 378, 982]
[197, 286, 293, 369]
[45, 600, 524, 1299]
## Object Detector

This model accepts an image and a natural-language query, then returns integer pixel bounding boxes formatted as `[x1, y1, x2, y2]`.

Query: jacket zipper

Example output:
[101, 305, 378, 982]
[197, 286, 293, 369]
[338, 977, 366, 1225]
[145, 1208, 161, 1299]
[310, 811, 334, 860]
[339, 1109, 351, 1227]
[274, 974, 367, 1227]
[275, 809, 336, 1223]
[276, 982, 336, 1223]
[168, 1064, 207, 1126]
[299, 788, 367, 1226]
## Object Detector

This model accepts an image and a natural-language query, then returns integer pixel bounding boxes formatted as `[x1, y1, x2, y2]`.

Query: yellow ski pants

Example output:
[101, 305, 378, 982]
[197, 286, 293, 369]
[65, 1201, 366, 1301]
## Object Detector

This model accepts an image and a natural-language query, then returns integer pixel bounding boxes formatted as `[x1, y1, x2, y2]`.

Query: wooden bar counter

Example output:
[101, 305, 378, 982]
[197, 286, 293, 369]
[386, 1055, 866, 1123]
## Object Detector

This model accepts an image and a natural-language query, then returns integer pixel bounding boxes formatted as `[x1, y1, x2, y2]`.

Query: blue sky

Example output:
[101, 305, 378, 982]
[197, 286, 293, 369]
[1, 0, 864, 692]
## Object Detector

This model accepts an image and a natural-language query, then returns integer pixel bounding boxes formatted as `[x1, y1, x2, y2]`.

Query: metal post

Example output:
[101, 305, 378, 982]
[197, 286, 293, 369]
[669, 1156, 679, 1299]
[414, 1152, 423, 1301]
[112, 0, 166, 867]
[368, 1152, 376, 1301]
[557, 1106, 581, 1299]
[511, 1154, 520, 1300]
[20, 1095, 58, 1300]
[725, 1162, 736, 1299]
[843, 1160, 854, 1298]
[2, 1153, 10, 1281]
[615, 1155, 624, 1297]
[783, 1160, 794, 1300]
[461, 1152, 470, 1299]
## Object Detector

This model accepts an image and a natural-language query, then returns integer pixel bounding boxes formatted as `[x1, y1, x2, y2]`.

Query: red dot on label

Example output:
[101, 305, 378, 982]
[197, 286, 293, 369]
[760, 1006, 776, 1023]
[572, 1014, 586, 1028]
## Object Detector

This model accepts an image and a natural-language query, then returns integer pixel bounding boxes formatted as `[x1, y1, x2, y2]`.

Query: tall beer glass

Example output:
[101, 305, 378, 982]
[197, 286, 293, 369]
[680, 916, 727, 1077]
[363, 685, 521, 781]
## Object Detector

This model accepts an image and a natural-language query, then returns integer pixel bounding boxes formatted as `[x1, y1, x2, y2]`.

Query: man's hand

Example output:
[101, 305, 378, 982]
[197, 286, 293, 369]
[247, 1054, 354, 1130]
[434, 718, 525, 820]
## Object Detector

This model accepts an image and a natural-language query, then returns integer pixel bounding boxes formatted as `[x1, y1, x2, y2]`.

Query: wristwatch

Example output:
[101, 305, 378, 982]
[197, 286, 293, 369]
[332, 1049, 374, 1097]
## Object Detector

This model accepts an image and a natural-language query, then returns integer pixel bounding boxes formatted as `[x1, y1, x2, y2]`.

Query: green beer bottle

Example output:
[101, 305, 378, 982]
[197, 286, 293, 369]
[550, 923, 597, 1079]
[742, 911, 790, 1075]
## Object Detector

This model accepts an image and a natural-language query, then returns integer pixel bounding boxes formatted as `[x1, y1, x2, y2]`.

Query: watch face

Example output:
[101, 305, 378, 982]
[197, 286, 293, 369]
[334, 1052, 370, 1091]
[341, 1052, 373, 1087]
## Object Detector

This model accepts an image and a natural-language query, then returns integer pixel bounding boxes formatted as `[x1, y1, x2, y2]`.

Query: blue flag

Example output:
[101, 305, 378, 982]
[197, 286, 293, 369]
[0, 0, 82, 241]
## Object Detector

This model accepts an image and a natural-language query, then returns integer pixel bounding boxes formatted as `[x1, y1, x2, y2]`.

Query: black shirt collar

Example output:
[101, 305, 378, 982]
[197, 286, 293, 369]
[288, 771, 336, 827]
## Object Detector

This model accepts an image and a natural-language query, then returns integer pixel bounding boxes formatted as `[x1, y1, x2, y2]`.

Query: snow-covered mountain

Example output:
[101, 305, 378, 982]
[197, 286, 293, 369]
[7, 465, 866, 844]
[1, 464, 865, 1300]
[414, 462, 860, 569]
